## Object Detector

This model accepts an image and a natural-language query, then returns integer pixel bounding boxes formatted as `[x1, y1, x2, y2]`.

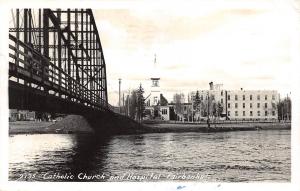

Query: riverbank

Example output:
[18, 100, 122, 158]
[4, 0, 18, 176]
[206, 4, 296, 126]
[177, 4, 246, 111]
[9, 115, 94, 134]
[141, 122, 291, 133]
[9, 115, 291, 135]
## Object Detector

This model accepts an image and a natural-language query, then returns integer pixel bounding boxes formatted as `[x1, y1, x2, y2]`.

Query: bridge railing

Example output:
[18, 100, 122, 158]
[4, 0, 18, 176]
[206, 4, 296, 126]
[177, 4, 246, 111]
[9, 34, 111, 112]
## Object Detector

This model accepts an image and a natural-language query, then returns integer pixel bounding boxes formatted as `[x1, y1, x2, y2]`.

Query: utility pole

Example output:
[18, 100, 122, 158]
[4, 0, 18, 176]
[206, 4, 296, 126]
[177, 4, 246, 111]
[119, 78, 121, 113]
[207, 91, 210, 128]
[123, 93, 125, 115]
[127, 89, 130, 117]
[287, 93, 290, 121]
[191, 96, 194, 123]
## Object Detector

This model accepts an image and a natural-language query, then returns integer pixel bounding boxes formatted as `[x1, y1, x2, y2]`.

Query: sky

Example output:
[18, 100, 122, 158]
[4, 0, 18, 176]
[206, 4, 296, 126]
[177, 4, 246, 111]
[94, 0, 298, 106]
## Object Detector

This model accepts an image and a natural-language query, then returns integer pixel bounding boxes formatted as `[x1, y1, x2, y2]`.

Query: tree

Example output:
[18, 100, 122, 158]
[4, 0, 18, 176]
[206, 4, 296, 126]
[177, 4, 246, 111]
[217, 101, 223, 117]
[128, 90, 137, 120]
[160, 94, 168, 106]
[200, 101, 207, 117]
[212, 102, 217, 117]
[277, 96, 291, 121]
[194, 91, 201, 112]
[174, 93, 184, 119]
[136, 84, 146, 122]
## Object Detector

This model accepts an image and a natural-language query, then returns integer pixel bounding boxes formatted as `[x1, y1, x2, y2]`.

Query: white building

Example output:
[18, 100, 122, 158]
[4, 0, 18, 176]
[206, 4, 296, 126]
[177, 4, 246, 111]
[226, 89, 279, 120]
[147, 54, 161, 106]
[190, 82, 279, 121]
[145, 55, 170, 120]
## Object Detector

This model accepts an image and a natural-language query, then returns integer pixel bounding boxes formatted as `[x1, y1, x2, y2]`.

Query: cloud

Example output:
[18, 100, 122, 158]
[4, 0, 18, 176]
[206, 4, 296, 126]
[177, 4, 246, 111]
[95, 8, 266, 50]
[93, 3, 294, 105]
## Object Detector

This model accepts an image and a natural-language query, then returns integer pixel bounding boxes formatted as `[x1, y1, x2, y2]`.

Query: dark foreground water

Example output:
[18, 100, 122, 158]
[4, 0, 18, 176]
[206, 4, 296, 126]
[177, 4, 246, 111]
[9, 130, 290, 182]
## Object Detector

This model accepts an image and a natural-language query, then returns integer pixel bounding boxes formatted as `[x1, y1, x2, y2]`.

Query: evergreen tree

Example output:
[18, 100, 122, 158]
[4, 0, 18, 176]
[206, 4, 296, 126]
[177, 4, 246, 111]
[194, 90, 201, 111]
[136, 84, 146, 122]
[129, 91, 137, 120]
[160, 94, 168, 106]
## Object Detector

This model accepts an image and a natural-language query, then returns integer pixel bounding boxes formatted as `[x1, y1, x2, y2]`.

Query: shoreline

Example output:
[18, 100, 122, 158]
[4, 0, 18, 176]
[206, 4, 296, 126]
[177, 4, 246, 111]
[140, 122, 290, 133]
[9, 117, 291, 135]
[9, 115, 95, 135]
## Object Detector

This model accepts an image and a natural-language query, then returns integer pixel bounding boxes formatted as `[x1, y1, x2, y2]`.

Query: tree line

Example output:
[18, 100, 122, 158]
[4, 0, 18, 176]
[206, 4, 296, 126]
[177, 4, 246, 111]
[173, 90, 224, 121]
[124, 84, 146, 122]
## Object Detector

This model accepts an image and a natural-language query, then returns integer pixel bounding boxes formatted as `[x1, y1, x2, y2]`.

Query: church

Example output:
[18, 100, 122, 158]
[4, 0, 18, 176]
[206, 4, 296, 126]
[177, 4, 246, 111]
[144, 55, 171, 121]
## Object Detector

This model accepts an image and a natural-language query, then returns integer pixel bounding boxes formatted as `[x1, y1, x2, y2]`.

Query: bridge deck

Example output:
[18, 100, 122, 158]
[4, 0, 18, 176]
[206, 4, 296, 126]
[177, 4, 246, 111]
[9, 9, 112, 114]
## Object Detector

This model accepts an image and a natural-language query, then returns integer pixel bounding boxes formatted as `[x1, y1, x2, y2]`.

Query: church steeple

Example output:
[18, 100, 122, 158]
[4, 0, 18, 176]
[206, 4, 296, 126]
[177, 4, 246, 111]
[151, 54, 160, 87]
[150, 54, 161, 105]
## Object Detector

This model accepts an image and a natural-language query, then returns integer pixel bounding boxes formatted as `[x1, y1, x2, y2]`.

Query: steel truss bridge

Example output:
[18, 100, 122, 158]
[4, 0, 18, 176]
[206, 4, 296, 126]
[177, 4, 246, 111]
[9, 9, 112, 115]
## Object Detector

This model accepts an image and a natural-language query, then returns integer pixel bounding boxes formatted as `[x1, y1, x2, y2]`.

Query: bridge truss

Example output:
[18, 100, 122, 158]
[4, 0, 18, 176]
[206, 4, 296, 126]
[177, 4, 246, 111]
[9, 9, 110, 113]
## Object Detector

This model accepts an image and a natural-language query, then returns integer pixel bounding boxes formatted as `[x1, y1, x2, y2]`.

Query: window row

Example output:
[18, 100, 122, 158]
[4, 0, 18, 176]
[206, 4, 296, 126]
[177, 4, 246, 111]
[227, 94, 275, 101]
[227, 103, 270, 109]
[227, 110, 276, 117]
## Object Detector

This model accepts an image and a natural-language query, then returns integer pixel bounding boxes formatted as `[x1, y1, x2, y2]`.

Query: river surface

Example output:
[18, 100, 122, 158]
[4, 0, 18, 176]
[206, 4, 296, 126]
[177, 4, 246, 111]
[9, 130, 290, 182]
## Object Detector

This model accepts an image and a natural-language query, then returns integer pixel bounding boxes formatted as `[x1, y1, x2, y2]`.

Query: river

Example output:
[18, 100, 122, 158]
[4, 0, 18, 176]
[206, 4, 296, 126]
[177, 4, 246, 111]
[9, 129, 290, 182]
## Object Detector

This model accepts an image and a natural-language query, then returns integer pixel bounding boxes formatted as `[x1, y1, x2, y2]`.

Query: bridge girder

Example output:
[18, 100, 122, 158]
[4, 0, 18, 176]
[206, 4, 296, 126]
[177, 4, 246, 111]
[9, 9, 110, 113]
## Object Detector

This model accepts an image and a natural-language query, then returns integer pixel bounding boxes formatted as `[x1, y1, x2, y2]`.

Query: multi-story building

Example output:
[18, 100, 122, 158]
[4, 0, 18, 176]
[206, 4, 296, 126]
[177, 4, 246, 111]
[226, 90, 278, 120]
[190, 82, 279, 120]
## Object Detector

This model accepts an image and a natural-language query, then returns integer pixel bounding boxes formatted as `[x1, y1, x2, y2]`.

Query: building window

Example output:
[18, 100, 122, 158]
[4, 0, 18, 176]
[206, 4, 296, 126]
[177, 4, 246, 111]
[250, 103, 252, 108]
[200, 95, 203, 100]
[272, 95, 275, 100]
[235, 103, 238, 108]
[243, 95, 245, 100]
[265, 103, 267, 108]
[243, 111, 245, 116]
[243, 103, 245, 108]
[265, 95, 267, 100]
[228, 111, 230, 116]
[228, 103, 230, 108]
[235, 95, 238, 101]
[265, 111, 268, 116]
[221, 99, 223, 104]
[228, 95, 230, 100]
[235, 111, 238, 116]
[152, 80, 159, 87]
[272, 111, 275, 116]
[250, 95, 252, 100]
[221, 91, 223, 96]
[257, 103, 260, 108]
[154, 97, 158, 104]
[257, 111, 260, 116]
[250, 111, 253, 116]
[257, 95, 260, 100]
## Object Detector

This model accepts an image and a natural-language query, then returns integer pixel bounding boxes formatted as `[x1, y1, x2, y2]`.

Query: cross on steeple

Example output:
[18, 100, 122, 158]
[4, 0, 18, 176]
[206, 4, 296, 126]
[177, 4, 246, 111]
[154, 54, 157, 68]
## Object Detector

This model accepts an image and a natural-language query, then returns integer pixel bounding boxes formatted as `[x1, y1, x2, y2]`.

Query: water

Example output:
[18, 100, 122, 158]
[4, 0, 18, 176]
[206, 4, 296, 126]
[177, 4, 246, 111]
[9, 130, 290, 182]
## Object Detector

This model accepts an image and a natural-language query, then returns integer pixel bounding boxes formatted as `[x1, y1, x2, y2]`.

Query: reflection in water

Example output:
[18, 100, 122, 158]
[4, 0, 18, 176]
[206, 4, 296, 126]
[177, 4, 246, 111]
[9, 130, 290, 182]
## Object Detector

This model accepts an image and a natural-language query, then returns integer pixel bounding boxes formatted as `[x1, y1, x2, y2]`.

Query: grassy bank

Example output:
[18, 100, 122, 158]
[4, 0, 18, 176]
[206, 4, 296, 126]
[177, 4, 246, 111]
[140, 122, 291, 133]
[9, 116, 291, 135]
[9, 115, 94, 134]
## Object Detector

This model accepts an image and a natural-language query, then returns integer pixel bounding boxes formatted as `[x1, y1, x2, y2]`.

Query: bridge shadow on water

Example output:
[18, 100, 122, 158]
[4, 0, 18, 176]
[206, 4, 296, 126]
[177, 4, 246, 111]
[64, 133, 113, 182]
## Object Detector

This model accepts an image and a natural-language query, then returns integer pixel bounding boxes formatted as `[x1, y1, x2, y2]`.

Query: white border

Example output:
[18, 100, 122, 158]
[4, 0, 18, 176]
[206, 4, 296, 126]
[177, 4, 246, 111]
[0, 1, 299, 191]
